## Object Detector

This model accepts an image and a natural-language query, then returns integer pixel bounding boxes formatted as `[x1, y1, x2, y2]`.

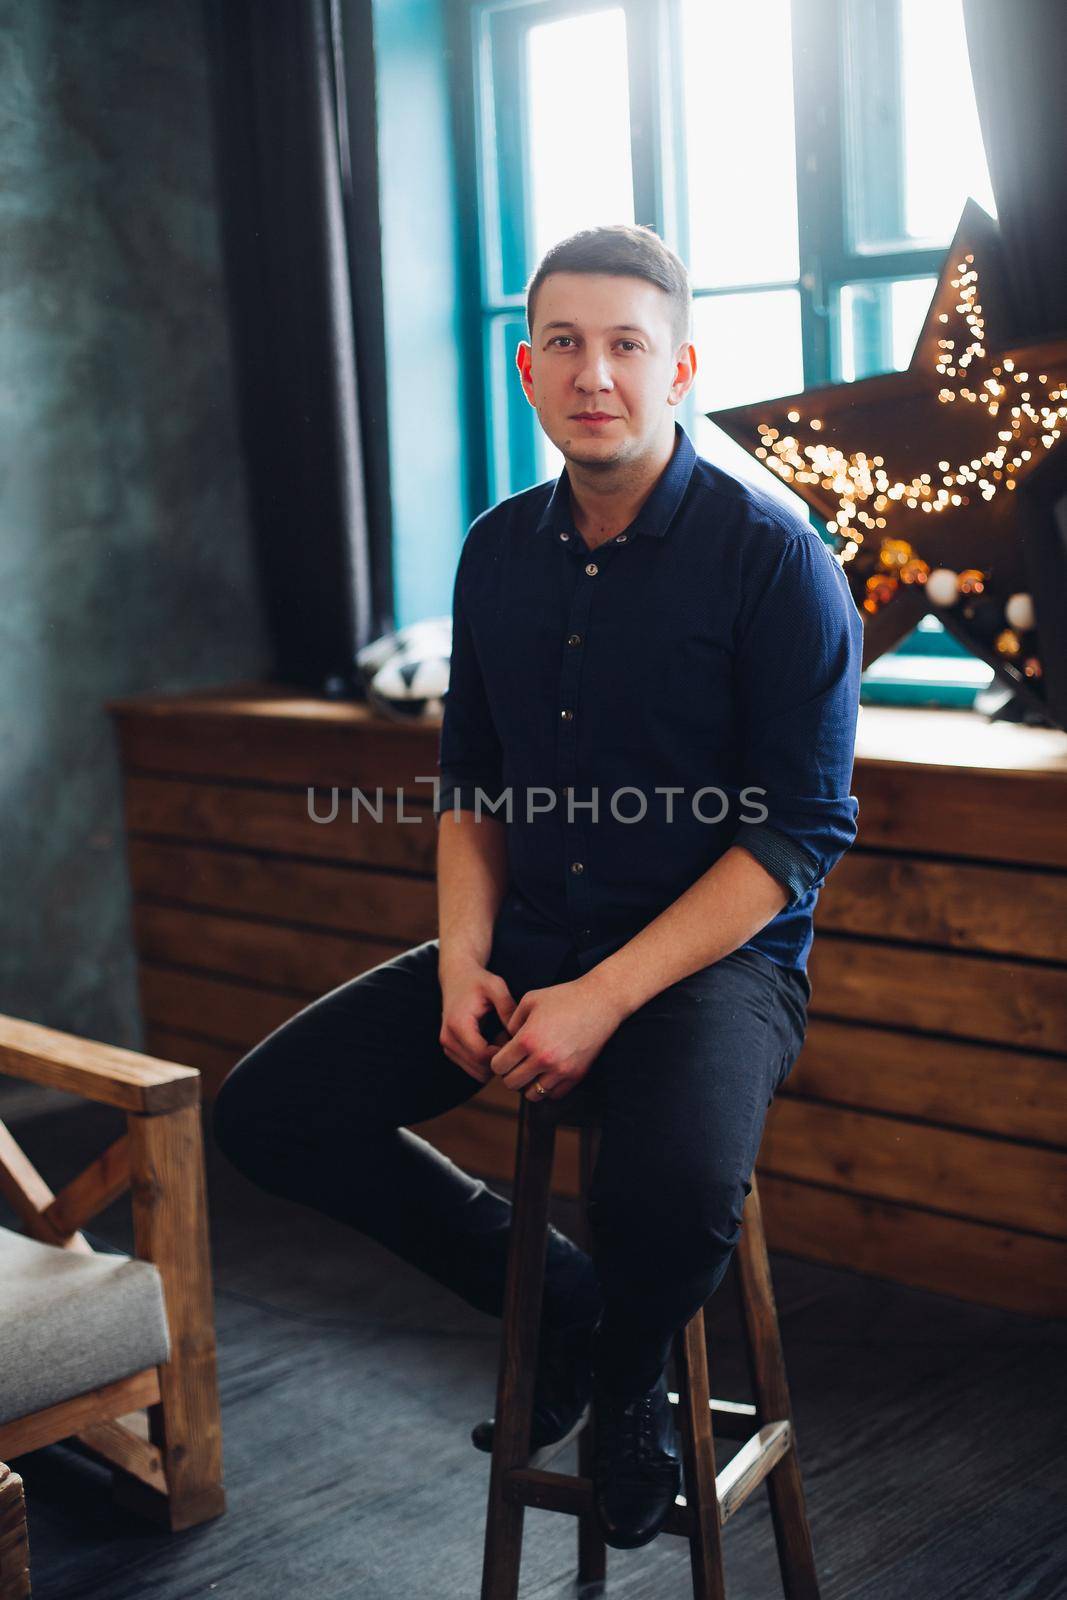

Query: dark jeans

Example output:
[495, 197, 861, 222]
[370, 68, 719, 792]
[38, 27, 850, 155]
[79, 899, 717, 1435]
[212, 938, 810, 1395]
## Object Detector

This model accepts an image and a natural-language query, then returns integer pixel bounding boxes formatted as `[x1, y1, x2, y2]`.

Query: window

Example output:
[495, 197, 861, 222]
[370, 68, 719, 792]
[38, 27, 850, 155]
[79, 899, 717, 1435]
[458, 0, 997, 702]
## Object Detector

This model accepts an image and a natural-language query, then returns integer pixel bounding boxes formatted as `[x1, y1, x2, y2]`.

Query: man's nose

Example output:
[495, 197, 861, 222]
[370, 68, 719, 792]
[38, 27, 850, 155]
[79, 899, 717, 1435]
[575, 351, 614, 391]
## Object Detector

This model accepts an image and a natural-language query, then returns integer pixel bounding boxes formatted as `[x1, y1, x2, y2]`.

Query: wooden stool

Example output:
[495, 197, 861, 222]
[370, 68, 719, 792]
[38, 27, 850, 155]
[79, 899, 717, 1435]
[480, 1095, 821, 1599]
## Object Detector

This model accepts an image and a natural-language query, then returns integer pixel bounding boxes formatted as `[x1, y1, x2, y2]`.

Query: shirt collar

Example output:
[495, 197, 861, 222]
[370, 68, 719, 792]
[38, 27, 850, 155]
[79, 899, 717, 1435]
[534, 420, 697, 542]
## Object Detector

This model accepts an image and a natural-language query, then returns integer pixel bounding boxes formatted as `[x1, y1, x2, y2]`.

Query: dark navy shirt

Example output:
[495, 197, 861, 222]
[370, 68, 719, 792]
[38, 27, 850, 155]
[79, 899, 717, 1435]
[435, 420, 862, 996]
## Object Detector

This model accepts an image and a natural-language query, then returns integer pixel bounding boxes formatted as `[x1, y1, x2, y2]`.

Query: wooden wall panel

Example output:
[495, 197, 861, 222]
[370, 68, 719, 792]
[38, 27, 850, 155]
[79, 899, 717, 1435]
[133, 904, 407, 996]
[758, 1174, 1067, 1320]
[808, 938, 1067, 1055]
[819, 853, 1067, 962]
[792, 1018, 1067, 1147]
[109, 691, 1067, 1317]
[851, 763, 1067, 868]
[124, 774, 436, 873]
[759, 1098, 1067, 1239]
[127, 839, 435, 944]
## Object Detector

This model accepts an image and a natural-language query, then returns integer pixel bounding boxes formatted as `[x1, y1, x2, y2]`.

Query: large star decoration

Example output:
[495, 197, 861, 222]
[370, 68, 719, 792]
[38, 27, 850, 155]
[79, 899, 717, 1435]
[709, 200, 1067, 725]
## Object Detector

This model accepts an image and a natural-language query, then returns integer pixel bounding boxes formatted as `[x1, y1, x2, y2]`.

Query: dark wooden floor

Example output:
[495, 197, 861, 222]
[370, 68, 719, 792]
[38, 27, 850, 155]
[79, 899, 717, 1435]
[5, 1094, 1066, 1600]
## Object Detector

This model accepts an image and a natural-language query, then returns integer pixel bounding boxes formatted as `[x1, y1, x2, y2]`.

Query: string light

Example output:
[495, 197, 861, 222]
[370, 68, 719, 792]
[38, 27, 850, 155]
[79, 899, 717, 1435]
[753, 254, 1067, 567]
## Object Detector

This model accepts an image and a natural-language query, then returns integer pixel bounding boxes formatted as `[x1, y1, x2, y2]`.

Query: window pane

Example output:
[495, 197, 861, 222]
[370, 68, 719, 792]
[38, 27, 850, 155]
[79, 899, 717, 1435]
[680, 0, 799, 287]
[486, 313, 542, 501]
[526, 10, 634, 267]
[693, 289, 804, 412]
[845, 0, 995, 251]
[837, 275, 936, 381]
[536, 428, 565, 487]
[900, 0, 996, 240]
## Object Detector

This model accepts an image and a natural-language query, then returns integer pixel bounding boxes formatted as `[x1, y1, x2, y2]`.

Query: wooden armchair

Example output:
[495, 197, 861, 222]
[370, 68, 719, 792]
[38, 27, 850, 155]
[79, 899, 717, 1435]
[0, 1011, 225, 1594]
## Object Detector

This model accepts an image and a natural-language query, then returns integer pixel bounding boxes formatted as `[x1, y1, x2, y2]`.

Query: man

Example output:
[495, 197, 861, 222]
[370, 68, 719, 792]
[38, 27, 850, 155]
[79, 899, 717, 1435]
[213, 223, 863, 1552]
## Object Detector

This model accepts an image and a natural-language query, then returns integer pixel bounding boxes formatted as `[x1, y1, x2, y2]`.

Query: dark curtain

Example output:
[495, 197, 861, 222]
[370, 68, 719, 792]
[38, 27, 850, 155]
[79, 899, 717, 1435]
[203, 0, 394, 691]
[963, 0, 1067, 343]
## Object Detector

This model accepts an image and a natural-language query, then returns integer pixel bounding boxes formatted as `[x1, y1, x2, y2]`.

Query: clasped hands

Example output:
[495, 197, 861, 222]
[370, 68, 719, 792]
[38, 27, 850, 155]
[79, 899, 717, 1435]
[439, 959, 628, 1101]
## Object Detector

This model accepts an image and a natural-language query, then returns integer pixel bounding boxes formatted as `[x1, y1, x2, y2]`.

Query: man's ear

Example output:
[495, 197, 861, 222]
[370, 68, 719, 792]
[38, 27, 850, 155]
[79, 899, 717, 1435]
[515, 341, 536, 406]
[669, 341, 697, 404]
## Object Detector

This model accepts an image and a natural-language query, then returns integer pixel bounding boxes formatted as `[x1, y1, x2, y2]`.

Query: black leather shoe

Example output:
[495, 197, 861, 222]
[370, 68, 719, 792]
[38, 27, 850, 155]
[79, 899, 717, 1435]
[592, 1372, 682, 1549]
[471, 1318, 595, 1468]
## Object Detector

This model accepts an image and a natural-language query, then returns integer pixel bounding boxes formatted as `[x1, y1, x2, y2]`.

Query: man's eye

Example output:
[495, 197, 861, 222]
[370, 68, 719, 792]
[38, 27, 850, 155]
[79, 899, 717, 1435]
[550, 336, 575, 348]
[618, 341, 640, 352]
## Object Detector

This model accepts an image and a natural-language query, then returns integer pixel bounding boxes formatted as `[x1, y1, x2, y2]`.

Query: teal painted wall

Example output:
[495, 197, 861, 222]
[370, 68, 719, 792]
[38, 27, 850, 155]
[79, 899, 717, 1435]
[373, 0, 469, 627]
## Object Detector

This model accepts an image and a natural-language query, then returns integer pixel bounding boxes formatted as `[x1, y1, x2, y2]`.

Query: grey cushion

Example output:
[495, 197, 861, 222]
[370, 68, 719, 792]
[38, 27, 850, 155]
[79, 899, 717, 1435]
[0, 1225, 171, 1424]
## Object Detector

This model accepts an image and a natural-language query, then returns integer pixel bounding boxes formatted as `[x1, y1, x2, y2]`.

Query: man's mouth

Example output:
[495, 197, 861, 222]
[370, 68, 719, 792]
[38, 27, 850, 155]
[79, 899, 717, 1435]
[572, 413, 620, 423]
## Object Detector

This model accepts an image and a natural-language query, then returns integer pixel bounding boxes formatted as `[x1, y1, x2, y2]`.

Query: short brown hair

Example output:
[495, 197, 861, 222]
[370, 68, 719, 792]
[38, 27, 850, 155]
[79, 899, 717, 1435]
[525, 224, 692, 348]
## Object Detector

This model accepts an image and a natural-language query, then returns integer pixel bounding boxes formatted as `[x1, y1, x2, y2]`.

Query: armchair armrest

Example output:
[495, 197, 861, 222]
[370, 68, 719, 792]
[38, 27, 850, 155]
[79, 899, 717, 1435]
[0, 1014, 198, 1115]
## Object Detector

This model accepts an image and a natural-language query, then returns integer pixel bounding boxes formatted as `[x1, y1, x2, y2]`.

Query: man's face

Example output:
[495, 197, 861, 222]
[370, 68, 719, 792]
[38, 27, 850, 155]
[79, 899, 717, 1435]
[516, 272, 696, 469]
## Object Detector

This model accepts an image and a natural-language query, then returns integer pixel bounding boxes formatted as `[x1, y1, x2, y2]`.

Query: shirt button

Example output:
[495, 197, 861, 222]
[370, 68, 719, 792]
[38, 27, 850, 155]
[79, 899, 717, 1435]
[615, 533, 629, 543]
[585, 562, 598, 576]
[568, 633, 582, 646]
[559, 531, 570, 541]
[570, 861, 584, 874]
[560, 708, 574, 721]
[580, 927, 592, 938]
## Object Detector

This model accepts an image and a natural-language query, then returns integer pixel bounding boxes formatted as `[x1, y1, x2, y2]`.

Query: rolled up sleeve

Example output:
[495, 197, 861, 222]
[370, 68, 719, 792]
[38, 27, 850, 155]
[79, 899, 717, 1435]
[435, 531, 505, 821]
[731, 524, 863, 903]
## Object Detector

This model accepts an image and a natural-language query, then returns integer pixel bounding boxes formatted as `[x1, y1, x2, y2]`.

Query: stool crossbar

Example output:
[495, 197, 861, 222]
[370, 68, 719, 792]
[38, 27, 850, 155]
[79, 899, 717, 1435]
[480, 1096, 821, 1599]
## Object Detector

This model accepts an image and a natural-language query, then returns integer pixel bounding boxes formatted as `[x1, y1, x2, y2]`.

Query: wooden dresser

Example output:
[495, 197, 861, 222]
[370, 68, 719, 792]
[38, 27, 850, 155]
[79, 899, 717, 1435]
[107, 688, 1067, 1317]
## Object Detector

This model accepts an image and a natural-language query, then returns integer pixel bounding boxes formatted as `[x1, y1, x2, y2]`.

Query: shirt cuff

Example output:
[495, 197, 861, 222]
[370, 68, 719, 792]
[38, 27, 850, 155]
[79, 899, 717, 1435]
[733, 824, 822, 907]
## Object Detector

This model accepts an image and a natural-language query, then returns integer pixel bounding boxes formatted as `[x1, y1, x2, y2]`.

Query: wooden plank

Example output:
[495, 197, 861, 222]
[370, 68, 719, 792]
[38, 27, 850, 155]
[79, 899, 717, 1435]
[138, 969, 306, 1051]
[138, 954, 437, 1056]
[851, 763, 1067, 868]
[0, 1013, 199, 1114]
[111, 700, 441, 794]
[792, 1018, 1067, 1148]
[43, 1135, 131, 1238]
[127, 839, 437, 943]
[0, 1120, 90, 1251]
[122, 774, 436, 873]
[819, 853, 1067, 963]
[133, 903, 411, 997]
[74, 1417, 167, 1494]
[808, 936, 1067, 1054]
[760, 1097, 1067, 1238]
[0, 1369, 162, 1460]
[143, 1029, 240, 1102]
[759, 1173, 1067, 1318]
[127, 1105, 226, 1530]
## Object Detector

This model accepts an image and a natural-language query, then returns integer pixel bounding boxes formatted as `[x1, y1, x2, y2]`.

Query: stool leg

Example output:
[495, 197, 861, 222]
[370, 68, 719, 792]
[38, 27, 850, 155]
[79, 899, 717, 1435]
[575, 1122, 606, 1595]
[674, 1309, 727, 1600]
[481, 1100, 557, 1600]
[734, 1174, 820, 1600]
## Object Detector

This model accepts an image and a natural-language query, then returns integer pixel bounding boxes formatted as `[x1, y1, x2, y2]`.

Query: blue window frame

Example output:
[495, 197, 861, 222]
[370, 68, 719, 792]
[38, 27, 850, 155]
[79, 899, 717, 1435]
[449, 0, 997, 703]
